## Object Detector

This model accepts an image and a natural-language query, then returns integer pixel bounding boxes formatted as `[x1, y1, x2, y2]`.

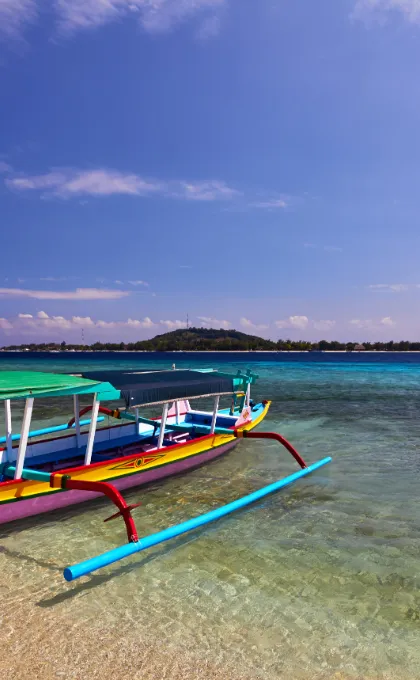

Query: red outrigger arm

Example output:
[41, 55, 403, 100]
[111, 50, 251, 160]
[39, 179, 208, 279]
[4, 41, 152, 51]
[233, 430, 307, 469]
[50, 474, 140, 543]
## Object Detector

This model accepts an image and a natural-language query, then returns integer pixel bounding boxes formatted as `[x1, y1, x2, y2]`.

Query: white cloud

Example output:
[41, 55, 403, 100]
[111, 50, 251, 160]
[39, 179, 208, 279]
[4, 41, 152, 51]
[127, 316, 155, 329]
[350, 319, 371, 329]
[5, 168, 237, 203]
[128, 280, 149, 287]
[197, 316, 232, 329]
[250, 198, 287, 209]
[0, 287, 129, 300]
[6, 169, 161, 197]
[0, 311, 158, 338]
[0, 0, 37, 41]
[368, 283, 410, 293]
[275, 315, 309, 330]
[0, 0, 226, 42]
[239, 317, 269, 331]
[159, 319, 188, 330]
[350, 317, 396, 329]
[56, 0, 226, 36]
[313, 319, 336, 331]
[353, 0, 420, 24]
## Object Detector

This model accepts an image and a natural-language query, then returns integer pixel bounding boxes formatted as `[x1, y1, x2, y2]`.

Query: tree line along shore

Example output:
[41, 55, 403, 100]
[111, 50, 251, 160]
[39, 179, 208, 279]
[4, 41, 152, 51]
[1, 328, 419, 352]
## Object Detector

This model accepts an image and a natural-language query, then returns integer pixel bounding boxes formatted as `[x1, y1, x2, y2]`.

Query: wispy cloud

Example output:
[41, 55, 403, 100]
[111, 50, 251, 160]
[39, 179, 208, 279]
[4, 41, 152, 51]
[0, 311, 157, 337]
[353, 0, 420, 25]
[0, 0, 37, 41]
[0, 287, 129, 300]
[239, 317, 269, 331]
[275, 316, 337, 332]
[5, 168, 238, 202]
[60, 0, 226, 36]
[195, 14, 221, 40]
[0, 0, 226, 43]
[174, 181, 239, 201]
[0, 318, 13, 330]
[159, 319, 188, 330]
[40, 276, 68, 282]
[368, 283, 411, 293]
[350, 317, 396, 329]
[250, 198, 288, 210]
[313, 319, 336, 331]
[0, 161, 12, 173]
[128, 280, 149, 287]
[275, 315, 309, 330]
[198, 316, 232, 329]
[6, 169, 162, 197]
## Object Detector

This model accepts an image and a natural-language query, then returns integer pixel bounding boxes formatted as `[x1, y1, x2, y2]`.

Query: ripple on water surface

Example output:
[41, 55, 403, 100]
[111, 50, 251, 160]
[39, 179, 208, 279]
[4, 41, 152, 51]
[0, 353, 419, 679]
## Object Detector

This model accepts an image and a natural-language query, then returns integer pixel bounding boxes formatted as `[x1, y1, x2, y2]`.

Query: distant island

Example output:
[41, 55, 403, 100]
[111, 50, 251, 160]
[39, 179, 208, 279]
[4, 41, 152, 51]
[1, 327, 420, 352]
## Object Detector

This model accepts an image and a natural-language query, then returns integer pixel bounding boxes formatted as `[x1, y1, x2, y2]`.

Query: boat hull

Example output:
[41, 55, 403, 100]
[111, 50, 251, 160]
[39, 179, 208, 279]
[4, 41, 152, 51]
[0, 401, 270, 526]
[0, 438, 237, 525]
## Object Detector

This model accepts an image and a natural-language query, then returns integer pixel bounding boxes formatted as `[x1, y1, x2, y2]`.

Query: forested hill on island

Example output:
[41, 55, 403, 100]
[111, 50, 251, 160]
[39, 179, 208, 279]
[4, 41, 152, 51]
[2, 327, 420, 352]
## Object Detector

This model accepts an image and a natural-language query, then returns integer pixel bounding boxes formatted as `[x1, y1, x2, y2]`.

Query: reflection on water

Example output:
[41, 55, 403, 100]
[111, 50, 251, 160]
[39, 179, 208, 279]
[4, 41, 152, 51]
[0, 354, 419, 678]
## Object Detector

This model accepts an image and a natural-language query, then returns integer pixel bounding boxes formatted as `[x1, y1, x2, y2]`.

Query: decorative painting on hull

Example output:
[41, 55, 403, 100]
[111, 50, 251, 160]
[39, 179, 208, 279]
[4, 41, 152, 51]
[110, 453, 167, 471]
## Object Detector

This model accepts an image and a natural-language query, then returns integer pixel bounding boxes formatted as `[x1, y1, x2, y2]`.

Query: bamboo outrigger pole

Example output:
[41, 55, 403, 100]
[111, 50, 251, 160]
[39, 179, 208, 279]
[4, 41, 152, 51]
[64, 456, 331, 582]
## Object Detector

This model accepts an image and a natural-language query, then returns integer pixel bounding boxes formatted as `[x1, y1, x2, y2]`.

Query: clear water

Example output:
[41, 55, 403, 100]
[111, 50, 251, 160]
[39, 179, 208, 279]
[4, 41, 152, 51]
[0, 353, 419, 679]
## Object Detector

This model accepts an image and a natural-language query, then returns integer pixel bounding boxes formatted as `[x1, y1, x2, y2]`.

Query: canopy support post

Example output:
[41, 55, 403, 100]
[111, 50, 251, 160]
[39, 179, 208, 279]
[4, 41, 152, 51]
[135, 408, 139, 435]
[4, 399, 12, 463]
[157, 403, 169, 449]
[175, 400, 180, 425]
[84, 394, 99, 466]
[73, 394, 81, 448]
[246, 382, 251, 408]
[210, 396, 220, 435]
[14, 398, 34, 480]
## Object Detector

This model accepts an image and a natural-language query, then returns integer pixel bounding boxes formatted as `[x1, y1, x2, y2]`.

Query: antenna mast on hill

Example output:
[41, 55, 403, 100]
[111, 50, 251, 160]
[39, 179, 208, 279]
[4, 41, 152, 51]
[186, 313, 189, 329]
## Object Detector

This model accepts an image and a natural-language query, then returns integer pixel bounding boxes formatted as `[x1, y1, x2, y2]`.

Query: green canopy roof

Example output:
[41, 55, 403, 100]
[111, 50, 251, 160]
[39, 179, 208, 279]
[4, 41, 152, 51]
[0, 371, 119, 401]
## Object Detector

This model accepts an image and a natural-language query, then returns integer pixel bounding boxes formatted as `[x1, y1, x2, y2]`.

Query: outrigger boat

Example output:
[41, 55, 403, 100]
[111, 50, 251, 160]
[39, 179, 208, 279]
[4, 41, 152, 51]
[0, 368, 331, 581]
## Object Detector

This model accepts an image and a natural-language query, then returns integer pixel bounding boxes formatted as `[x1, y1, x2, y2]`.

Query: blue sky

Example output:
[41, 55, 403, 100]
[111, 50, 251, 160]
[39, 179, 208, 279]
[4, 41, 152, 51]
[1, 0, 420, 343]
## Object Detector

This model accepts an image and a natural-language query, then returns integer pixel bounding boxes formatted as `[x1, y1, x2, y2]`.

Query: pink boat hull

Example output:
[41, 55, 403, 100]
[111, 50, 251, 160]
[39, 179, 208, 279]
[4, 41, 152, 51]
[0, 439, 237, 526]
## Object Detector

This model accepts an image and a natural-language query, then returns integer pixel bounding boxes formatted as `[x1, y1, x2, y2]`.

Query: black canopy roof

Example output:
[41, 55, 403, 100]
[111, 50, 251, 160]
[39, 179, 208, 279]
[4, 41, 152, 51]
[81, 369, 240, 408]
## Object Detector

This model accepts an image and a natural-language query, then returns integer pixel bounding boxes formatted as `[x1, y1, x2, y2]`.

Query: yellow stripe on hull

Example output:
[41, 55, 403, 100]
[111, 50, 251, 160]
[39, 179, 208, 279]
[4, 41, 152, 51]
[0, 402, 270, 504]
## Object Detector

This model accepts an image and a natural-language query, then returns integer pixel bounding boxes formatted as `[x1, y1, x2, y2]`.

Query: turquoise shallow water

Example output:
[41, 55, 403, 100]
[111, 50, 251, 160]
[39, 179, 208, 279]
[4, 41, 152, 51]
[0, 353, 419, 679]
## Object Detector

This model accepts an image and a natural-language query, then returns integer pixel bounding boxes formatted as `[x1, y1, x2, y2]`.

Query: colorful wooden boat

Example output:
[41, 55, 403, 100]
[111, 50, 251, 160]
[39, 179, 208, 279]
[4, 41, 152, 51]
[0, 368, 267, 522]
[0, 367, 331, 580]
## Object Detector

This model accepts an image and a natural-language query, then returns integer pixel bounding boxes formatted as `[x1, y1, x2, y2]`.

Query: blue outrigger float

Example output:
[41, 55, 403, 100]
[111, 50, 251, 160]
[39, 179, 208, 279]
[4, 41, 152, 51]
[0, 367, 331, 581]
